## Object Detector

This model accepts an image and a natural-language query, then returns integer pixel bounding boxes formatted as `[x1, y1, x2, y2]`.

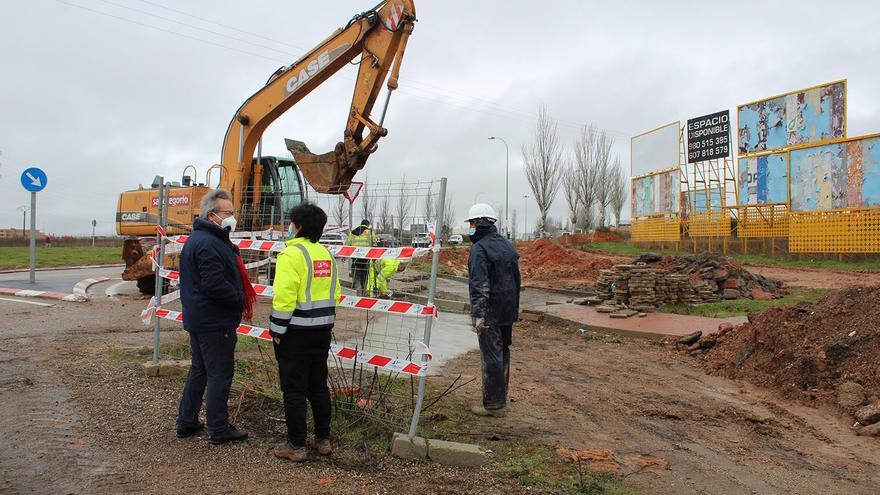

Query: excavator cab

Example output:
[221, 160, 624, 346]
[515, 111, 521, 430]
[240, 155, 307, 232]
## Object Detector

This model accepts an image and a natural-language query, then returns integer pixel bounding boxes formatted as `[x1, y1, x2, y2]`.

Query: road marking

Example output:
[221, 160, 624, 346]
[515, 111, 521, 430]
[0, 297, 55, 307]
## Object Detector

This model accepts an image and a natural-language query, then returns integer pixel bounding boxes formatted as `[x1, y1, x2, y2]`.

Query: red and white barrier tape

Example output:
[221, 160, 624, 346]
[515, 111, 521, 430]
[144, 308, 431, 376]
[160, 234, 430, 261]
[155, 268, 438, 319]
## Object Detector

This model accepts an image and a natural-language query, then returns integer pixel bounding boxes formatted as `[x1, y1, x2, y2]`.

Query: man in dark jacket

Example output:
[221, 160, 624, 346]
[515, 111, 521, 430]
[465, 203, 521, 417]
[176, 188, 248, 444]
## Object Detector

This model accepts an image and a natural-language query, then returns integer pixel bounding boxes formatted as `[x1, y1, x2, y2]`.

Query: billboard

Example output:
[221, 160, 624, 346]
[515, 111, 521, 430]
[683, 188, 723, 213]
[789, 135, 880, 211]
[632, 170, 679, 217]
[738, 152, 789, 205]
[631, 122, 680, 178]
[738, 80, 846, 155]
[686, 110, 731, 163]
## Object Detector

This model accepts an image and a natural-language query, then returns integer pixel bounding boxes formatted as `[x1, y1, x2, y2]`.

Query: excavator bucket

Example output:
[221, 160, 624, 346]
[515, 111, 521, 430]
[286, 138, 365, 194]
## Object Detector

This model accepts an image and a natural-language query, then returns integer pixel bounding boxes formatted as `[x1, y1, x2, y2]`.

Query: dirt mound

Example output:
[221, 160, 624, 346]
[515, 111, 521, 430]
[438, 248, 469, 276]
[519, 239, 628, 287]
[557, 231, 625, 246]
[703, 287, 880, 409]
[637, 252, 785, 300]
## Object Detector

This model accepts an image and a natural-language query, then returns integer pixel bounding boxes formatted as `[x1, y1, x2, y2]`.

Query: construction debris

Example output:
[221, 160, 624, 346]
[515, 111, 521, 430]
[595, 253, 785, 310]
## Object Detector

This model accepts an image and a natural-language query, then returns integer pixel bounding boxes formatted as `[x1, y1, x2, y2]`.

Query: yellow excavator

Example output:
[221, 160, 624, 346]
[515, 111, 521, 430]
[116, 1, 416, 291]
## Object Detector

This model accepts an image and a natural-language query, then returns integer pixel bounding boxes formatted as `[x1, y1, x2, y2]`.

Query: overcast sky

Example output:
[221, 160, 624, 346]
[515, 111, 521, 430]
[2, 0, 878, 235]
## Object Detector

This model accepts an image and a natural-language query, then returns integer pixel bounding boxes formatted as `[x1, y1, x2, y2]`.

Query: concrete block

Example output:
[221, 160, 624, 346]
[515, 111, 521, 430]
[427, 438, 485, 467]
[142, 359, 190, 378]
[520, 312, 542, 322]
[391, 433, 485, 467]
[391, 432, 428, 460]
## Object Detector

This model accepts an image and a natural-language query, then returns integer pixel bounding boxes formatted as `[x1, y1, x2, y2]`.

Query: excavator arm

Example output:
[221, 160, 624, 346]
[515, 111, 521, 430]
[219, 1, 416, 199]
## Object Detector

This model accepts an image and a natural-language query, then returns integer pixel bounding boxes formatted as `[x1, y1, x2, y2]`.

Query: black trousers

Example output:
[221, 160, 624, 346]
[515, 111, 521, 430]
[478, 324, 512, 409]
[352, 259, 369, 295]
[177, 328, 237, 435]
[273, 329, 332, 446]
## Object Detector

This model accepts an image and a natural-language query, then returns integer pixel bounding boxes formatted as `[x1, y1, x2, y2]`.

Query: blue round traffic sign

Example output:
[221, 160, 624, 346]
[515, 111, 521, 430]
[21, 167, 47, 193]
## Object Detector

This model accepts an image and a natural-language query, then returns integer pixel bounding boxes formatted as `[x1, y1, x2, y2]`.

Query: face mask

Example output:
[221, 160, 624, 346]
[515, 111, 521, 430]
[287, 224, 294, 238]
[212, 212, 237, 232]
[467, 227, 476, 236]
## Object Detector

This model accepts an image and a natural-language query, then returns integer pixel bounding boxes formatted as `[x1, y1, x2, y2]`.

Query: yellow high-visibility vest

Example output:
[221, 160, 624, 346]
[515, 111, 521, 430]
[270, 237, 341, 334]
[366, 259, 400, 296]
[347, 227, 375, 247]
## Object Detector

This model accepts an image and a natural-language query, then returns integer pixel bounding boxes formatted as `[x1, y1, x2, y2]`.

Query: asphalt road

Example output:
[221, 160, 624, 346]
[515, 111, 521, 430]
[0, 266, 122, 293]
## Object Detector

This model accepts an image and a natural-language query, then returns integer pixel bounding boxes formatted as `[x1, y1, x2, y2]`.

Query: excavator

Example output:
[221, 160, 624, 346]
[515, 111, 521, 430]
[116, 1, 416, 292]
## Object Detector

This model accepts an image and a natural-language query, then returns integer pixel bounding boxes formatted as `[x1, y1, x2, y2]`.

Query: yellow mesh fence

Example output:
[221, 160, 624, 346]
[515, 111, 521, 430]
[736, 204, 789, 238]
[789, 207, 880, 253]
[632, 215, 681, 242]
[685, 210, 731, 238]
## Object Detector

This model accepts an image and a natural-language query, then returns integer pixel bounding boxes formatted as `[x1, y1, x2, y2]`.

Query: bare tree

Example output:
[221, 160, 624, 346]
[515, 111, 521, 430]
[572, 125, 599, 232]
[442, 193, 456, 238]
[562, 164, 580, 231]
[609, 157, 628, 227]
[423, 183, 435, 222]
[333, 195, 347, 229]
[360, 178, 374, 225]
[510, 209, 518, 240]
[522, 105, 564, 234]
[592, 128, 615, 228]
[378, 195, 392, 234]
[396, 176, 412, 240]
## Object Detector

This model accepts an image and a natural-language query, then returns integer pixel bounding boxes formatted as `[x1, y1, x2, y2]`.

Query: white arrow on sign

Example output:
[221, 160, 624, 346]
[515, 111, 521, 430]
[26, 172, 42, 187]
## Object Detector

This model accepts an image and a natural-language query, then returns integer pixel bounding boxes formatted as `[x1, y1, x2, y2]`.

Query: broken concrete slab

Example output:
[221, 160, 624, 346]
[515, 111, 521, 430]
[609, 310, 638, 319]
[142, 359, 190, 378]
[391, 432, 485, 467]
[520, 312, 541, 322]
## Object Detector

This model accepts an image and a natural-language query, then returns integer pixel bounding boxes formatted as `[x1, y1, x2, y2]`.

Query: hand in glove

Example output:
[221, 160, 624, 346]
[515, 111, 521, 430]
[269, 330, 284, 344]
[471, 317, 486, 334]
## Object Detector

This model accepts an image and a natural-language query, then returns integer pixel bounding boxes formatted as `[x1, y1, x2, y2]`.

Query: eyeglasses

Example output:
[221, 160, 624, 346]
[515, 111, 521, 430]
[212, 209, 235, 216]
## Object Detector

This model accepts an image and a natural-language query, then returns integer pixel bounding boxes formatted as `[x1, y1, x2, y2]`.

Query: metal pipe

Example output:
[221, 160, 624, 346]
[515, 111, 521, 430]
[29, 193, 36, 284]
[151, 179, 166, 365]
[408, 177, 446, 439]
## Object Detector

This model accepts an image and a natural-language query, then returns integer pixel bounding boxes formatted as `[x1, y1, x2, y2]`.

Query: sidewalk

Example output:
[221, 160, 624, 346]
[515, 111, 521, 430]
[542, 303, 739, 339]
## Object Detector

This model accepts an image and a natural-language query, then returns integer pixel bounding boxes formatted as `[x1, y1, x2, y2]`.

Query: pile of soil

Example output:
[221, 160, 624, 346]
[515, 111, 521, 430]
[636, 252, 785, 300]
[519, 239, 627, 287]
[703, 287, 880, 409]
[436, 239, 629, 288]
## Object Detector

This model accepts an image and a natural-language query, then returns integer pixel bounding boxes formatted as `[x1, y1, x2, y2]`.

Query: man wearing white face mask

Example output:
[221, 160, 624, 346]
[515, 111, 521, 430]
[176, 188, 253, 445]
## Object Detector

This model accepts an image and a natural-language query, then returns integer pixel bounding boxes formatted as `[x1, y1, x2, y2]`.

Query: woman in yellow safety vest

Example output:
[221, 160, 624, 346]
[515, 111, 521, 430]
[269, 203, 341, 463]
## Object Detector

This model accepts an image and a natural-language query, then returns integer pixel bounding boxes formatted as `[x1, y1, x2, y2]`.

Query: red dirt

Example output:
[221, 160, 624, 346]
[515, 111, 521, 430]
[517, 239, 628, 288]
[439, 240, 628, 288]
[703, 286, 880, 410]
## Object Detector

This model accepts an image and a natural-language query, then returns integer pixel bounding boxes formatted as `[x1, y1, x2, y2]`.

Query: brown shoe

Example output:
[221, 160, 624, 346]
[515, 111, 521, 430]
[274, 441, 309, 462]
[471, 405, 506, 417]
[308, 436, 333, 456]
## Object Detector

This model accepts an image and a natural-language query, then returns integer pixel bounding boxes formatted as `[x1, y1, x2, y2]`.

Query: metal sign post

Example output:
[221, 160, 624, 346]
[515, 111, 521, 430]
[91, 219, 97, 248]
[20, 167, 47, 284]
[408, 177, 446, 439]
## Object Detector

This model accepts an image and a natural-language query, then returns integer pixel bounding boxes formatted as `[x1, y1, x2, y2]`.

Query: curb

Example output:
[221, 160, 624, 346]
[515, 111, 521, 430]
[0, 263, 124, 275]
[73, 277, 113, 300]
[0, 287, 85, 302]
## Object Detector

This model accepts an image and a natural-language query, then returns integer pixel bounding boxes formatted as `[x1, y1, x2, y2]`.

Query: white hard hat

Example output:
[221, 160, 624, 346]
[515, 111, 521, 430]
[465, 203, 498, 222]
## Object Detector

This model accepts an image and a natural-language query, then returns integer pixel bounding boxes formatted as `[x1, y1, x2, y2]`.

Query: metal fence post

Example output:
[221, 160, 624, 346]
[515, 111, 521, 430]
[151, 180, 168, 365]
[408, 177, 446, 438]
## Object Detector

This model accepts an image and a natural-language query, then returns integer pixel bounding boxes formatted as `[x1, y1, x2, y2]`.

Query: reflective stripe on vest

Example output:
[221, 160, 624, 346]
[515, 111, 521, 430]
[288, 243, 337, 329]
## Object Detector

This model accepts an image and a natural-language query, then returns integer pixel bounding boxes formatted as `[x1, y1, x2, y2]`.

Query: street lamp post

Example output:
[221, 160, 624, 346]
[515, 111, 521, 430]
[488, 136, 509, 238]
[16, 205, 28, 238]
[523, 195, 529, 240]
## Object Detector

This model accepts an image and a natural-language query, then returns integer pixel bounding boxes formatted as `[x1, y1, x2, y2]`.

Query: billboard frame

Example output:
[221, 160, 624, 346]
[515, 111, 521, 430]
[630, 121, 681, 179]
[737, 79, 848, 158]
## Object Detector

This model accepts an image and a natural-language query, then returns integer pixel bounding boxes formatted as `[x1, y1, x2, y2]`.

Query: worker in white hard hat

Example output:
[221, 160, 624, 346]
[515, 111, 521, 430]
[465, 203, 521, 417]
